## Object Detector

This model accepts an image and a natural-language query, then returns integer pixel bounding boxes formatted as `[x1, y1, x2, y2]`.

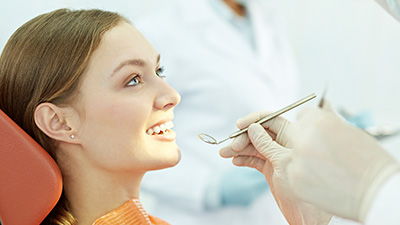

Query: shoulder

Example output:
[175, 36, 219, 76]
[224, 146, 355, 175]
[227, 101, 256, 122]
[148, 214, 171, 225]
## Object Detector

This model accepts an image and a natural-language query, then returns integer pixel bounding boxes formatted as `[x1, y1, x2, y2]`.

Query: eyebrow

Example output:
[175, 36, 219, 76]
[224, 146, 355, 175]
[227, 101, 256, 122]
[111, 54, 161, 77]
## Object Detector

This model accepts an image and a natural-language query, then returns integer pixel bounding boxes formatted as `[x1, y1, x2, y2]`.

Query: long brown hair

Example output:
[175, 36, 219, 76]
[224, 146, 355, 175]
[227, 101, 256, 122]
[0, 8, 129, 224]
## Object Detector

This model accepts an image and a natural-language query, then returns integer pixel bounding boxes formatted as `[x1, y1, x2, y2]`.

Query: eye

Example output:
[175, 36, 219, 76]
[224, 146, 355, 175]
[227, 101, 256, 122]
[156, 66, 166, 79]
[126, 75, 142, 87]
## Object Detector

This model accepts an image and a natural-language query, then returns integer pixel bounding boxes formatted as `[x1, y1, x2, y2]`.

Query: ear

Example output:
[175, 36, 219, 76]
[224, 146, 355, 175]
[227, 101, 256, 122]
[34, 103, 79, 143]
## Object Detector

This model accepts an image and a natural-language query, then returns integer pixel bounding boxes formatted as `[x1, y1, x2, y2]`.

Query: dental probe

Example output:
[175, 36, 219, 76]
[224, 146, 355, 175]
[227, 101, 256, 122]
[199, 93, 317, 145]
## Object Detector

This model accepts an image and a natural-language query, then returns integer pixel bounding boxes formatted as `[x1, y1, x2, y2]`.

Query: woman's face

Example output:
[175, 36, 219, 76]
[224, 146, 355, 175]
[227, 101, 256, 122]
[74, 21, 181, 173]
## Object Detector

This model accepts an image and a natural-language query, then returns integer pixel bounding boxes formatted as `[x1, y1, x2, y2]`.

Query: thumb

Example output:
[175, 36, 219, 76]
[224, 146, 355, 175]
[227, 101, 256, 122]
[248, 123, 280, 157]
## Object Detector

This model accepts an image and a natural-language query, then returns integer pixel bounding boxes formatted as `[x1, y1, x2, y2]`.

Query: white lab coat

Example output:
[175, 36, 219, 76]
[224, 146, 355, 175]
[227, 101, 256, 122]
[136, 0, 298, 224]
[375, 0, 400, 21]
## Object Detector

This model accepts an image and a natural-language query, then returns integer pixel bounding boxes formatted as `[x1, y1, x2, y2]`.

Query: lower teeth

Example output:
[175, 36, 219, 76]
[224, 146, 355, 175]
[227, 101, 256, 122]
[152, 130, 168, 135]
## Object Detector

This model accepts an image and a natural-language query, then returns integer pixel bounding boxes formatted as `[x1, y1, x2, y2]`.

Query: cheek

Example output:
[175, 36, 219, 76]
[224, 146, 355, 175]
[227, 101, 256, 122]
[79, 112, 150, 171]
[79, 97, 151, 156]
[85, 93, 149, 128]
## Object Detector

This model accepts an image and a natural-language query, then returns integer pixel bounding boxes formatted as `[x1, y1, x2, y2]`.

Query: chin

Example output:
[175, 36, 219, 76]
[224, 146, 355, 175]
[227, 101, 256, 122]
[150, 146, 181, 171]
[165, 146, 181, 167]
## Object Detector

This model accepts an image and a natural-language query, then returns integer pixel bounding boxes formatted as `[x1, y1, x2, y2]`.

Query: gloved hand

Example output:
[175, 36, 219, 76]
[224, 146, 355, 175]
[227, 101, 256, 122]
[220, 111, 332, 225]
[286, 101, 400, 223]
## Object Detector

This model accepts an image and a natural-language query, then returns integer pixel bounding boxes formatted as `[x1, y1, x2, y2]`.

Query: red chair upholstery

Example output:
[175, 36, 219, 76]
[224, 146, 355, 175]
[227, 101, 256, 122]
[0, 109, 63, 225]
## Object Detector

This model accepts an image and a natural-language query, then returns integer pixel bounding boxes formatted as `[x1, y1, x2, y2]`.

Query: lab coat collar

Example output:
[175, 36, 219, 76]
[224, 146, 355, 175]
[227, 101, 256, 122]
[248, 2, 275, 65]
[177, 0, 256, 61]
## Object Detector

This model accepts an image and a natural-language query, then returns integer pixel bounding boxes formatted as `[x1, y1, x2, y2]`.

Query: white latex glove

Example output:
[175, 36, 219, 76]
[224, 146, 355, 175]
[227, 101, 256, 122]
[287, 101, 400, 223]
[220, 111, 332, 225]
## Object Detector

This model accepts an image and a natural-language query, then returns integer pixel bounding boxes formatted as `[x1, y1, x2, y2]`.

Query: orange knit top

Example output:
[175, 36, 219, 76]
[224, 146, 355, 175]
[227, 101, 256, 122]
[92, 199, 170, 225]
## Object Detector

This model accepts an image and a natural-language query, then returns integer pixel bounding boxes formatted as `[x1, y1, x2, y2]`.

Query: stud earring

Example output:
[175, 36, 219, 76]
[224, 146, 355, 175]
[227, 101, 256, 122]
[70, 134, 75, 139]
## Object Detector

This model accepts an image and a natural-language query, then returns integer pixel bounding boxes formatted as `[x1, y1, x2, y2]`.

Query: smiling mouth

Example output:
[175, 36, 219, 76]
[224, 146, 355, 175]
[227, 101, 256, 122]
[146, 121, 174, 135]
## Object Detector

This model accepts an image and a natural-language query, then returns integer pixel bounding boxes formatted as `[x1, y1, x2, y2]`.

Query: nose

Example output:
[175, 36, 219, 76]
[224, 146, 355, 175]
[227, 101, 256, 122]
[154, 80, 181, 110]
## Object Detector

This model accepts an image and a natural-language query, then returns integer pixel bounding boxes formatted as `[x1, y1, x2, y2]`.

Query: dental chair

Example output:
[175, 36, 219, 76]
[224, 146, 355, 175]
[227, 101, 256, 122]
[0, 109, 63, 225]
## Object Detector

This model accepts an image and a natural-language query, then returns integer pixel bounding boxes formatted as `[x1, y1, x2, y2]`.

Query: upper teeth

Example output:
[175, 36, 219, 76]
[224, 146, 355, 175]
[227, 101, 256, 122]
[147, 121, 174, 135]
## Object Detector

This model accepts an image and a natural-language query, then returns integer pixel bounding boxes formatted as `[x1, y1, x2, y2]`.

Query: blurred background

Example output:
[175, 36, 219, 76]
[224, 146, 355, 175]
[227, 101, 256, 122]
[1, 0, 400, 187]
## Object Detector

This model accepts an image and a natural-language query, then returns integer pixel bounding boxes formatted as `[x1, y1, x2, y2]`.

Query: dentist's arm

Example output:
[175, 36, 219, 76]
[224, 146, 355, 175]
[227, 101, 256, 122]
[286, 101, 400, 223]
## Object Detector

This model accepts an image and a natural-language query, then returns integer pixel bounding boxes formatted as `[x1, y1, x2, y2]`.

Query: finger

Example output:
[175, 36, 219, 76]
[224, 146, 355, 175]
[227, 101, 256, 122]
[248, 123, 280, 157]
[232, 132, 250, 151]
[236, 111, 271, 129]
[219, 145, 235, 158]
[237, 111, 291, 140]
[259, 115, 290, 133]
[232, 156, 266, 173]
[220, 144, 266, 160]
[266, 117, 290, 146]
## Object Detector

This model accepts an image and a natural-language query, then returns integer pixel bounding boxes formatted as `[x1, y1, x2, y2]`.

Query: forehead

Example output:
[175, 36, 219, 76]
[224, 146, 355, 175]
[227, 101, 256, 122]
[86, 21, 158, 75]
[100, 21, 155, 53]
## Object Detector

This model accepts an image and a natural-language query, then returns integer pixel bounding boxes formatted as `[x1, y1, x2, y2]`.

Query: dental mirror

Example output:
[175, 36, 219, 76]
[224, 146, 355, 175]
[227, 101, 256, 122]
[198, 133, 230, 145]
[198, 93, 317, 145]
[198, 133, 218, 144]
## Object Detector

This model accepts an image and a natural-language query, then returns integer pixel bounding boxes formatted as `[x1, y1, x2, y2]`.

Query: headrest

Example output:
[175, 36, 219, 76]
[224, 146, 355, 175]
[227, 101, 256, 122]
[0, 109, 63, 225]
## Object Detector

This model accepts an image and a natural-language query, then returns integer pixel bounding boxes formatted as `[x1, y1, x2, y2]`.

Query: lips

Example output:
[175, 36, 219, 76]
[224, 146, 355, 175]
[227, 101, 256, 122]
[146, 121, 174, 135]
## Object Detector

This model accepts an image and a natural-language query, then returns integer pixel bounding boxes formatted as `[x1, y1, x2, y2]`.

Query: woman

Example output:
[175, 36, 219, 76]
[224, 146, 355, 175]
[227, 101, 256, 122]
[0, 9, 180, 224]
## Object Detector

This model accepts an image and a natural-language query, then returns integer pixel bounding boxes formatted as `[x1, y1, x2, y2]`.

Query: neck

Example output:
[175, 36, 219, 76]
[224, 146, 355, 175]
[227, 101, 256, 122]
[223, 0, 246, 17]
[59, 150, 144, 225]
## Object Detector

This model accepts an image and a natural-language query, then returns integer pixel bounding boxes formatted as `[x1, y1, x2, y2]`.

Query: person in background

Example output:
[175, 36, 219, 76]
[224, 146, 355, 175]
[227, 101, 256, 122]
[136, 0, 298, 224]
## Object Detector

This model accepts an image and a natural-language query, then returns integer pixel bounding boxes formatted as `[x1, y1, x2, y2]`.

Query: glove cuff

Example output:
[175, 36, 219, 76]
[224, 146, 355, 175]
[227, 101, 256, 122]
[358, 157, 400, 222]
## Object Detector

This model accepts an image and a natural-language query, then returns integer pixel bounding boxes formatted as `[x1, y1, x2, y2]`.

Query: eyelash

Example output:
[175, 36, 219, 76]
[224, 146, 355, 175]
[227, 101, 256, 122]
[156, 66, 166, 78]
[126, 75, 142, 87]
[125, 66, 166, 87]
